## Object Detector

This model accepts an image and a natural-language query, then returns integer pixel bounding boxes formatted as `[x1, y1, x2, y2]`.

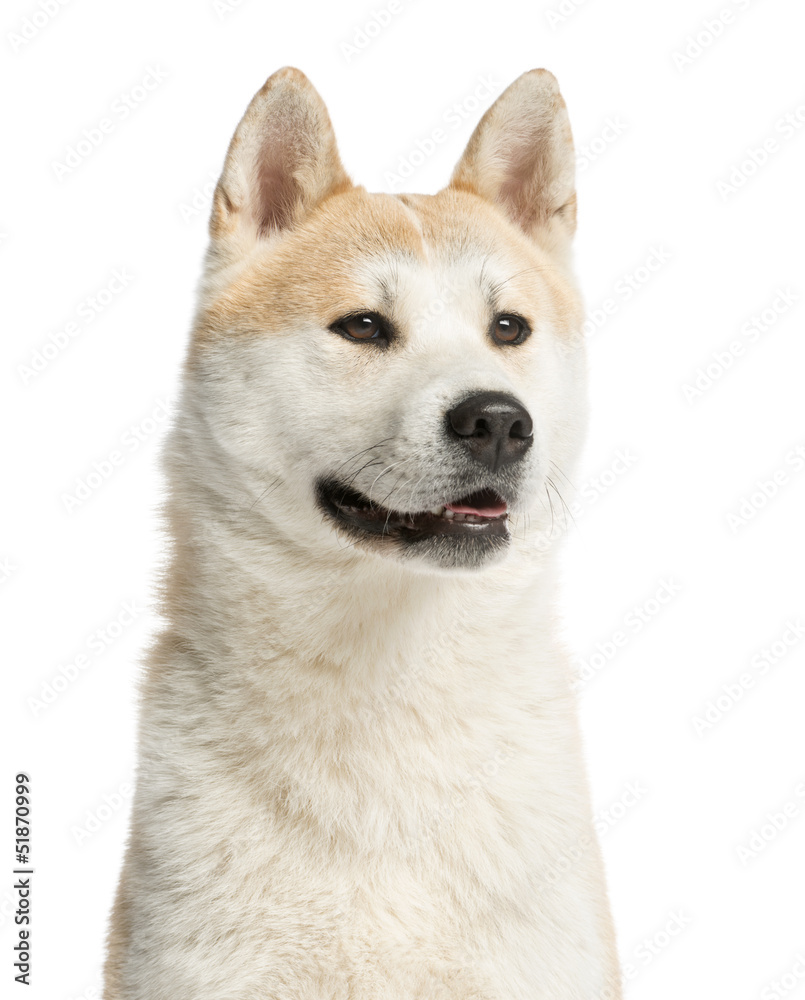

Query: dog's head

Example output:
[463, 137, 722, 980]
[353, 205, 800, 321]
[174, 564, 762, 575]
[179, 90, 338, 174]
[184, 67, 586, 573]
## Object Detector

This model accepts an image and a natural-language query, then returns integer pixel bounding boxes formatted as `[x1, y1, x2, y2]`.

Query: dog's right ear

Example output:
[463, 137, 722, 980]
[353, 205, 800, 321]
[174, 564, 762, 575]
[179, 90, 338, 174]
[207, 67, 351, 268]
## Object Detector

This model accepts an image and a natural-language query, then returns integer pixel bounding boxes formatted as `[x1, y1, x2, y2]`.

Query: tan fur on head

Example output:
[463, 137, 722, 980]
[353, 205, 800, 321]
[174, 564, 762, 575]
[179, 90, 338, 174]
[103, 68, 622, 1000]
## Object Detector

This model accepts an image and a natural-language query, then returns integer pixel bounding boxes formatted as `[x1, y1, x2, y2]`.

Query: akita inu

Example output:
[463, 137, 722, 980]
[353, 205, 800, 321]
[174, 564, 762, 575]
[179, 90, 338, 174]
[104, 67, 622, 999]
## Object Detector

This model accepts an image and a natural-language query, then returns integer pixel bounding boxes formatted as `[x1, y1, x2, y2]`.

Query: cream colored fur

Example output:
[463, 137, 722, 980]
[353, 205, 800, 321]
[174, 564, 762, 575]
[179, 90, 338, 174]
[103, 67, 622, 999]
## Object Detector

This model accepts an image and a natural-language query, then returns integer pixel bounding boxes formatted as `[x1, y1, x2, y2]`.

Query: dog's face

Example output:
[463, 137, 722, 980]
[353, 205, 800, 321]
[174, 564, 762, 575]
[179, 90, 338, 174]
[187, 68, 586, 572]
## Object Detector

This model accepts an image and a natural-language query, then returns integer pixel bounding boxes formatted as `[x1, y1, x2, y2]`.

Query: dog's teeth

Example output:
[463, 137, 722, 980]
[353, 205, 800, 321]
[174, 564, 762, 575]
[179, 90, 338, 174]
[443, 509, 455, 519]
[430, 506, 444, 516]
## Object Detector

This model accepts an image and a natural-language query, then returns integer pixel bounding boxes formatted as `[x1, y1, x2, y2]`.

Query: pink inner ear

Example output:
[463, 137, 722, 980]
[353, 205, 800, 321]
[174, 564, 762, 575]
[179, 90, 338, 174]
[497, 123, 552, 231]
[255, 140, 302, 235]
[499, 157, 537, 231]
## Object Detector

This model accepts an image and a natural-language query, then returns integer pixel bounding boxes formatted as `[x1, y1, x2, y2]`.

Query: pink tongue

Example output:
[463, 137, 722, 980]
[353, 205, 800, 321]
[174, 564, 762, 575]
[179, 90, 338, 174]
[445, 499, 507, 517]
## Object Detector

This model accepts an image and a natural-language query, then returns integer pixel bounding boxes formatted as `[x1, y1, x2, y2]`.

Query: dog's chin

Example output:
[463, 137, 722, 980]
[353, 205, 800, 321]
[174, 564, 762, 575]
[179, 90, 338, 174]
[316, 478, 513, 571]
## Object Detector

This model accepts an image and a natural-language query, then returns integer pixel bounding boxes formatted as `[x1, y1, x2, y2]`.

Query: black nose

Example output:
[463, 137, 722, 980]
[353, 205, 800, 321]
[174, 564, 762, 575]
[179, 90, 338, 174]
[446, 391, 533, 472]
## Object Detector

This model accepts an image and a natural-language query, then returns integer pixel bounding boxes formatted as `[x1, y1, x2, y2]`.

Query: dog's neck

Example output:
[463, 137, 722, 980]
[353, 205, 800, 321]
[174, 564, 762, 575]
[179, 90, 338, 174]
[155, 404, 573, 857]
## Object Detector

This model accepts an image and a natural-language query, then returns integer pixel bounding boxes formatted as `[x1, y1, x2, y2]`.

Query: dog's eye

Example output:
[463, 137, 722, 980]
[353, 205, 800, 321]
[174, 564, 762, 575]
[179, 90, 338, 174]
[491, 314, 530, 346]
[331, 312, 389, 343]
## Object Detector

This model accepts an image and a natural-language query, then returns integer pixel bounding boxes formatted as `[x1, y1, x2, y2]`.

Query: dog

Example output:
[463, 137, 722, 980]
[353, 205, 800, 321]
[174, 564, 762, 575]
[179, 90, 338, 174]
[103, 67, 622, 999]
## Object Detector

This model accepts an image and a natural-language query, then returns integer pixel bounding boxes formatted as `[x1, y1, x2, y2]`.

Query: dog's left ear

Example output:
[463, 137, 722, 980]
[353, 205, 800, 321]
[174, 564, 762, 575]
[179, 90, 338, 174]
[449, 69, 576, 255]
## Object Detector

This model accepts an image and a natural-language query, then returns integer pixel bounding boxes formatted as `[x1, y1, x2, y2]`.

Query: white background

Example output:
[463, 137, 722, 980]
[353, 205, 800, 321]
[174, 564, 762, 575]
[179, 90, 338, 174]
[2, 0, 804, 997]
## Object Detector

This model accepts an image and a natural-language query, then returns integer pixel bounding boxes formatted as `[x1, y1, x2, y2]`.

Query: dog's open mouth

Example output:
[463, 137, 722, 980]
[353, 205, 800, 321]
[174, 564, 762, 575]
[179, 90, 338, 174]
[317, 479, 509, 540]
